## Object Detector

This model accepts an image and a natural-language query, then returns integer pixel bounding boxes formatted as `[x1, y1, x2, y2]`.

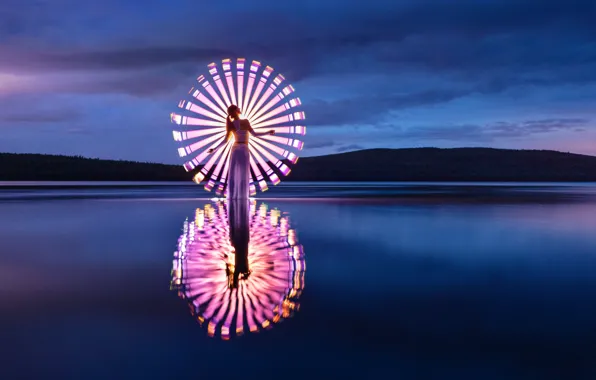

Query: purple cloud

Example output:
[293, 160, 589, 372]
[336, 144, 365, 152]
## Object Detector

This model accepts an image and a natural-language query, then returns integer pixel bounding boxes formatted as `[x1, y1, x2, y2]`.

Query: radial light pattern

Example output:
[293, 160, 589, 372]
[170, 58, 306, 195]
[171, 201, 306, 339]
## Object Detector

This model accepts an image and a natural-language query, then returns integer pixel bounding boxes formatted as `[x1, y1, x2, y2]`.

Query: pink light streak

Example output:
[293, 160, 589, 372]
[244, 78, 266, 118]
[224, 71, 237, 106]
[210, 67, 232, 109]
[236, 58, 245, 113]
[172, 114, 225, 128]
[222, 58, 232, 71]
[246, 74, 285, 120]
[189, 88, 227, 119]
[252, 114, 294, 129]
[179, 99, 225, 122]
[198, 139, 233, 186]
[216, 145, 234, 196]
[208, 142, 233, 193]
[181, 134, 225, 171]
[172, 127, 220, 141]
[248, 152, 270, 191]
[242, 73, 256, 114]
[244, 66, 273, 118]
[246, 87, 273, 120]
[249, 93, 285, 123]
[253, 111, 305, 129]
[257, 136, 302, 163]
[263, 125, 307, 135]
[198, 75, 228, 115]
[250, 85, 294, 123]
[251, 138, 291, 176]
[249, 141, 282, 184]
[177, 131, 224, 157]
[251, 98, 301, 126]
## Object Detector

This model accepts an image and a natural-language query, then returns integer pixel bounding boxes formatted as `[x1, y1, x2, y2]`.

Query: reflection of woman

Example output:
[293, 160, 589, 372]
[171, 200, 306, 339]
[226, 198, 250, 288]
[208, 105, 274, 199]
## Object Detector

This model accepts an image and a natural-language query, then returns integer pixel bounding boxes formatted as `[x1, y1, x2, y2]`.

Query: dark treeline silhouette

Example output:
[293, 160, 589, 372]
[0, 153, 185, 181]
[288, 148, 596, 182]
[2, 148, 596, 182]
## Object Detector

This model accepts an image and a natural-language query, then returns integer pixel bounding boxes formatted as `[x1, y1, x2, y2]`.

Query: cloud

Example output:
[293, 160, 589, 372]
[307, 140, 336, 149]
[490, 118, 589, 136]
[0, 47, 235, 73]
[0, 108, 82, 124]
[336, 144, 365, 152]
[0, 69, 195, 98]
[1, 0, 595, 100]
[4, 1, 595, 75]
[229, 0, 596, 82]
[396, 118, 591, 142]
[306, 89, 468, 126]
[64, 127, 91, 135]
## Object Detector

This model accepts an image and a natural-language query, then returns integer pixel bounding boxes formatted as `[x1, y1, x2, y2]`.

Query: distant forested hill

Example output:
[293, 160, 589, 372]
[289, 148, 596, 181]
[0, 153, 185, 181]
[2, 148, 596, 182]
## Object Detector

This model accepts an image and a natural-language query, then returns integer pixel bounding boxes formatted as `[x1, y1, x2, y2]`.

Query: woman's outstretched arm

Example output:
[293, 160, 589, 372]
[247, 120, 275, 136]
[207, 129, 232, 154]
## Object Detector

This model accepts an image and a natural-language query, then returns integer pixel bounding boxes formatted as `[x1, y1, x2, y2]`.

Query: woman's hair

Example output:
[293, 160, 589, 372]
[226, 104, 240, 132]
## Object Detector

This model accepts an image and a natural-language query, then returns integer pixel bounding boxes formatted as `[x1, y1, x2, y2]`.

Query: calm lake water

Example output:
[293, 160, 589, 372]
[1, 182, 596, 379]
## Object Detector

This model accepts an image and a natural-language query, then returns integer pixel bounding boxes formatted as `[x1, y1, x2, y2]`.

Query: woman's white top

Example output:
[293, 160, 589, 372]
[233, 119, 249, 144]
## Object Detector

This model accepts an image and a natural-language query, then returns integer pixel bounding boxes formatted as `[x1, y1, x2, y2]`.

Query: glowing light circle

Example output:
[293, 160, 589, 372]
[171, 201, 306, 340]
[170, 58, 306, 195]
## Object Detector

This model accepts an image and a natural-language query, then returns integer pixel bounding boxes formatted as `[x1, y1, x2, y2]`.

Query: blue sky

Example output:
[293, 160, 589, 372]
[1, 0, 595, 163]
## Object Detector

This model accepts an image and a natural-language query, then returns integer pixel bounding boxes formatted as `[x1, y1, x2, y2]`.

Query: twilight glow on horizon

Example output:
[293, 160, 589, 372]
[1, 0, 595, 163]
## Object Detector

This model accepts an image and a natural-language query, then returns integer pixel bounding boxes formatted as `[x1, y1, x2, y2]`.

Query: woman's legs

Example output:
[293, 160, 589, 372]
[228, 144, 250, 199]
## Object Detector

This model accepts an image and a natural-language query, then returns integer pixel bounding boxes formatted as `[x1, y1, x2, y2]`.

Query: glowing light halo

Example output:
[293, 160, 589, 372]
[171, 58, 307, 195]
[171, 201, 306, 340]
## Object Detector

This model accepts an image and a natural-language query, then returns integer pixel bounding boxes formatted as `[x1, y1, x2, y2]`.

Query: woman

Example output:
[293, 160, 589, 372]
[208, 105, 274, 199]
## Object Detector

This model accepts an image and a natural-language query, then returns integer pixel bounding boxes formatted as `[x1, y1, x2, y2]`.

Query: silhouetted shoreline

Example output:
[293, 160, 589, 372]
[2, 148, 596, 182]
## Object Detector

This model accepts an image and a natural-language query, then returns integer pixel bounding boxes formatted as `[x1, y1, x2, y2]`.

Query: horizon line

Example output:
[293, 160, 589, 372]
[1, 146, 594, 166]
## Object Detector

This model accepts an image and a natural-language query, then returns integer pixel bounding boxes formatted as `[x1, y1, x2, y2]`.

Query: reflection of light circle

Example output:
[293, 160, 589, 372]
[169, 58, 307, 195]
[171, 201, 306, 340]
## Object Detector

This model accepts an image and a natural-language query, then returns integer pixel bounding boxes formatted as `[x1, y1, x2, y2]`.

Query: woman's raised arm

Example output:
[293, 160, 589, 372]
[247, 120, 275, 137]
